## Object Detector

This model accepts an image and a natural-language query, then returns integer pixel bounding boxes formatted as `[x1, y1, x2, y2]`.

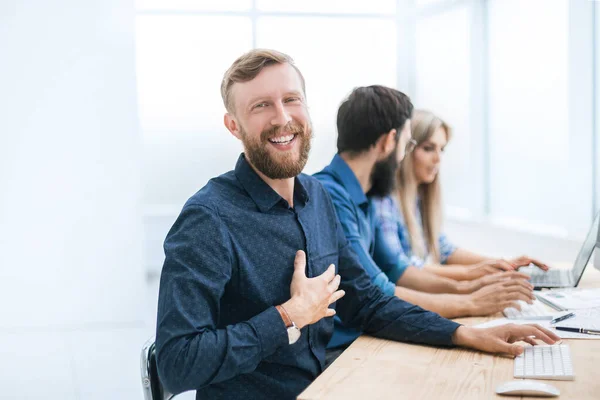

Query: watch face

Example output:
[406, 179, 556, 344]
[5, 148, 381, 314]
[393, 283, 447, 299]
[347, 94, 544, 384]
[287, 326, 301, 344]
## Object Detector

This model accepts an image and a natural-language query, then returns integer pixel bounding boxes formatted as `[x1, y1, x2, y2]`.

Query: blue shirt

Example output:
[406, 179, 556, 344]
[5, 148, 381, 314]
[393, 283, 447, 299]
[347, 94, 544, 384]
[314, 154, 411, 349]
[156, 154, 460, 400]
[371, 195, 457, 268]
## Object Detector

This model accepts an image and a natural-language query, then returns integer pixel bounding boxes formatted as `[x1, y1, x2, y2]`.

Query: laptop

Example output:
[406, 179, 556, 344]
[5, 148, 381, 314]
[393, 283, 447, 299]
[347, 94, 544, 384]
[525, 211, 600, 289]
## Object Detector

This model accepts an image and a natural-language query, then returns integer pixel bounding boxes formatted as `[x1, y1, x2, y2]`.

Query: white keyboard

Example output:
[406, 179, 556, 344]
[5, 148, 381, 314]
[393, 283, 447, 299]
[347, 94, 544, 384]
[503, 300, 553, 319]
[514, 345, 575, 381]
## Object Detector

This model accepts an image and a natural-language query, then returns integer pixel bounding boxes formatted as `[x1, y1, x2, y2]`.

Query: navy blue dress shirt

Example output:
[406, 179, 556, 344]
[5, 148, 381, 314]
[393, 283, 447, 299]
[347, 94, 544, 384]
[156, 154, 460, 400]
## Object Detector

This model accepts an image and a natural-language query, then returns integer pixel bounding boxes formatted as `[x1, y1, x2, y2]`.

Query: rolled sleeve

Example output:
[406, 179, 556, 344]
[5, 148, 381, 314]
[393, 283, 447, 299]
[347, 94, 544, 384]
[373, 272, 397, 296]
[385, 261, 407, 286]
[439, 233, 457, 264]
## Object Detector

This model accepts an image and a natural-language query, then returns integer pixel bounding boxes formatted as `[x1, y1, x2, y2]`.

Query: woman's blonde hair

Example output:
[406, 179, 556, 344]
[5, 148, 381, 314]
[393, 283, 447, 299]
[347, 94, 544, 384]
[396, 109, 452, 263]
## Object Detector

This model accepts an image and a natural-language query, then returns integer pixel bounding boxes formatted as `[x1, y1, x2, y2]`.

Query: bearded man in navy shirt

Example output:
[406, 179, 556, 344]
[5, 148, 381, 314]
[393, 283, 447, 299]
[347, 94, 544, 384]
[155, 49, 559, 400]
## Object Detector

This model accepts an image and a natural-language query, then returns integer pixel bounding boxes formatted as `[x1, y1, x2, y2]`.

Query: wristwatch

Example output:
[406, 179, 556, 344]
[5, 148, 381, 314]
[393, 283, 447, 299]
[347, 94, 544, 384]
[276, 305, 301, 344]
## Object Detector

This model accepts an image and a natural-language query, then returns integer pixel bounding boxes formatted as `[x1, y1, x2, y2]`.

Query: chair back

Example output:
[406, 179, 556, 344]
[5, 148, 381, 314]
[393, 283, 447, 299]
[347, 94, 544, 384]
[141, 337, 175, 400]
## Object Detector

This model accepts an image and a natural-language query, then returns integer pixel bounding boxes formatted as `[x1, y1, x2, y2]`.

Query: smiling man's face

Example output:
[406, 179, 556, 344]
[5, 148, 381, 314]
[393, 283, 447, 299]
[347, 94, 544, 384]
[227, 62, 312, 179]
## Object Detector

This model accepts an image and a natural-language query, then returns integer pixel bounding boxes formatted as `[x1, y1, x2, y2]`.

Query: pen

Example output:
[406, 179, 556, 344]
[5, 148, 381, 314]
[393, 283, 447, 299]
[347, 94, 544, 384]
[550, 312, 575, 325]
[555, 326, 600, 335]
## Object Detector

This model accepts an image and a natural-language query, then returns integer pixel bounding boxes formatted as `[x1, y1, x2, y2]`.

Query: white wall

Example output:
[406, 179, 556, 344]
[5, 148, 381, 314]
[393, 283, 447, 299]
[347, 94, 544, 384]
[135, 6, 403, 210]
[445, 219, 590, 267]
[0, 1, 149, 398]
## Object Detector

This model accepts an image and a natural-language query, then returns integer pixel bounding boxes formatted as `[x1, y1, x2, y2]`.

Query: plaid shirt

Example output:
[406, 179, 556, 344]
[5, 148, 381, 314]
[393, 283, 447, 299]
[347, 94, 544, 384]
[370, 195, 457, 268]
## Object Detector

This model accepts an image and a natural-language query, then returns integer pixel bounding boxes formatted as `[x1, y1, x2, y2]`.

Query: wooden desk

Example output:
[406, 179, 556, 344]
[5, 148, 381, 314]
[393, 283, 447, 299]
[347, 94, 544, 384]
[299, 266, 600, 399]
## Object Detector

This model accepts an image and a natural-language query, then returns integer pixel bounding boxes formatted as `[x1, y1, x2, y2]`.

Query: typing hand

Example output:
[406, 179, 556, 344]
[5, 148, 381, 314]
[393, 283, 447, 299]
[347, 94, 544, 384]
[466, 279, 535, 316]
[466, 270, 532, 293]
[281, 250, 345, 329]
[464, 259, 518, 280]
[509, 255, 550, 271]
[453, 324, 561, 356]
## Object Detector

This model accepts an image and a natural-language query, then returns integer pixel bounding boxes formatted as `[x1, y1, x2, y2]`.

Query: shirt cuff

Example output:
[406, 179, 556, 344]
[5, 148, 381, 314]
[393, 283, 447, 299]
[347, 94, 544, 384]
[429, 319, 462, 347]
[372, 272, 396, 296]
[387, 262, 408, 285]
[248, 306, 289, 358]
[440, 246, 458, 264]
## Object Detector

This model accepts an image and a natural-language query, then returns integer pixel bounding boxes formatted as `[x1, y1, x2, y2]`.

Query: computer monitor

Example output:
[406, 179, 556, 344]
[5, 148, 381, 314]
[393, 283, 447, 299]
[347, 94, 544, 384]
[571, 210, 600, 285]
[595, 210, 600, 271]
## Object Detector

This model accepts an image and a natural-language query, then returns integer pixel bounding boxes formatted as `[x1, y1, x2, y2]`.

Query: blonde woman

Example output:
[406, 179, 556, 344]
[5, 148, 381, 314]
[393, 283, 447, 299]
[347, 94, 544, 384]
[371, 109, 549, 281]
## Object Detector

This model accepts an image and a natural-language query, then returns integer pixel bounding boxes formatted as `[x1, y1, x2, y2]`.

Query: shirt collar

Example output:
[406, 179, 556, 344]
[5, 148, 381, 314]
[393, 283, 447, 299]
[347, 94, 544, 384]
[328, 154, 368, 208]
[234, 153, 309, 212]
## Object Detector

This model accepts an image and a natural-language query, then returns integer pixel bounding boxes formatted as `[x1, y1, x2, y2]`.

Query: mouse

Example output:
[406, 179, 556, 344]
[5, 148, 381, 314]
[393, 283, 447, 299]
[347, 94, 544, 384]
[496, 380, 560, 397]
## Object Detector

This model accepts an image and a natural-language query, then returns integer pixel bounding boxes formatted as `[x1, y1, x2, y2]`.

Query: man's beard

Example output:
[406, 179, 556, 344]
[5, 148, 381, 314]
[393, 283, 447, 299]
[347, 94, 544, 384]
[367, 149, 398, 198]
[241, 120, 312, 180]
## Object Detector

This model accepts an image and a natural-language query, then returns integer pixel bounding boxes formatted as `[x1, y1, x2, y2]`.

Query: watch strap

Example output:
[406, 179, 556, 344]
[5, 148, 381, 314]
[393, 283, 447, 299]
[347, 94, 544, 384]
[276, 305, 293, 328]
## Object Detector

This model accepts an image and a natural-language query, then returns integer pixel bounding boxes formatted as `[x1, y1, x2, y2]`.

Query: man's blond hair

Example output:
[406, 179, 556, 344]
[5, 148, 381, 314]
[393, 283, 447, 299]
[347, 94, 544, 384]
[221, 49, 306, 114]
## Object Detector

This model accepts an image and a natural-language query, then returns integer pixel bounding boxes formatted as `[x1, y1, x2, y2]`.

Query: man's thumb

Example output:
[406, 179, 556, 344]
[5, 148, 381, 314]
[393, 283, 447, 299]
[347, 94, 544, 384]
[293, 250, 307, 277]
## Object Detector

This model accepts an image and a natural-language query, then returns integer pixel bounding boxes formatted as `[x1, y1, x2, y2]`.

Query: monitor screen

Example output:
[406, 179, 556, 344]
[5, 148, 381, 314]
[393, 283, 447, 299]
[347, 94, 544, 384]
[596, 210, 600, 271]
[570, 210, 600, 280]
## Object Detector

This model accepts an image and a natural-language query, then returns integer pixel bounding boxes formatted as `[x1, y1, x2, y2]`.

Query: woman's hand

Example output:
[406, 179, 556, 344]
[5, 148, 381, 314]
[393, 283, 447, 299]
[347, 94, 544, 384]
[509, 255, 550, 271]
[463, 256, 549, 281]
[464, 259, 518, 280]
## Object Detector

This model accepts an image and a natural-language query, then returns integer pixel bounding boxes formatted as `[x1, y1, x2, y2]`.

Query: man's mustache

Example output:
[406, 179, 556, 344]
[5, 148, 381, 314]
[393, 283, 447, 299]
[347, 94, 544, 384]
[261, 122, 305, 141]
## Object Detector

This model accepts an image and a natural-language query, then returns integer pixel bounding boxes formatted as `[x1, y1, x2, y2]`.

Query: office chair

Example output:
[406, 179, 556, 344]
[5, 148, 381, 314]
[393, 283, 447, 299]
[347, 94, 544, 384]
[141, 337, 175, 400]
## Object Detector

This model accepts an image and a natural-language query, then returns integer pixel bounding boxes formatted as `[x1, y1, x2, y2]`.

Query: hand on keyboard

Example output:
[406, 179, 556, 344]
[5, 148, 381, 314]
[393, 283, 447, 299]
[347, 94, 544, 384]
[467, 271, 533, 293]
[509, 255, 550, 271]
[465, 279, 535, 316]
[464, 256, 550, 281]
[464, 259, 518, 280]
[453, 324, 561, 356]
